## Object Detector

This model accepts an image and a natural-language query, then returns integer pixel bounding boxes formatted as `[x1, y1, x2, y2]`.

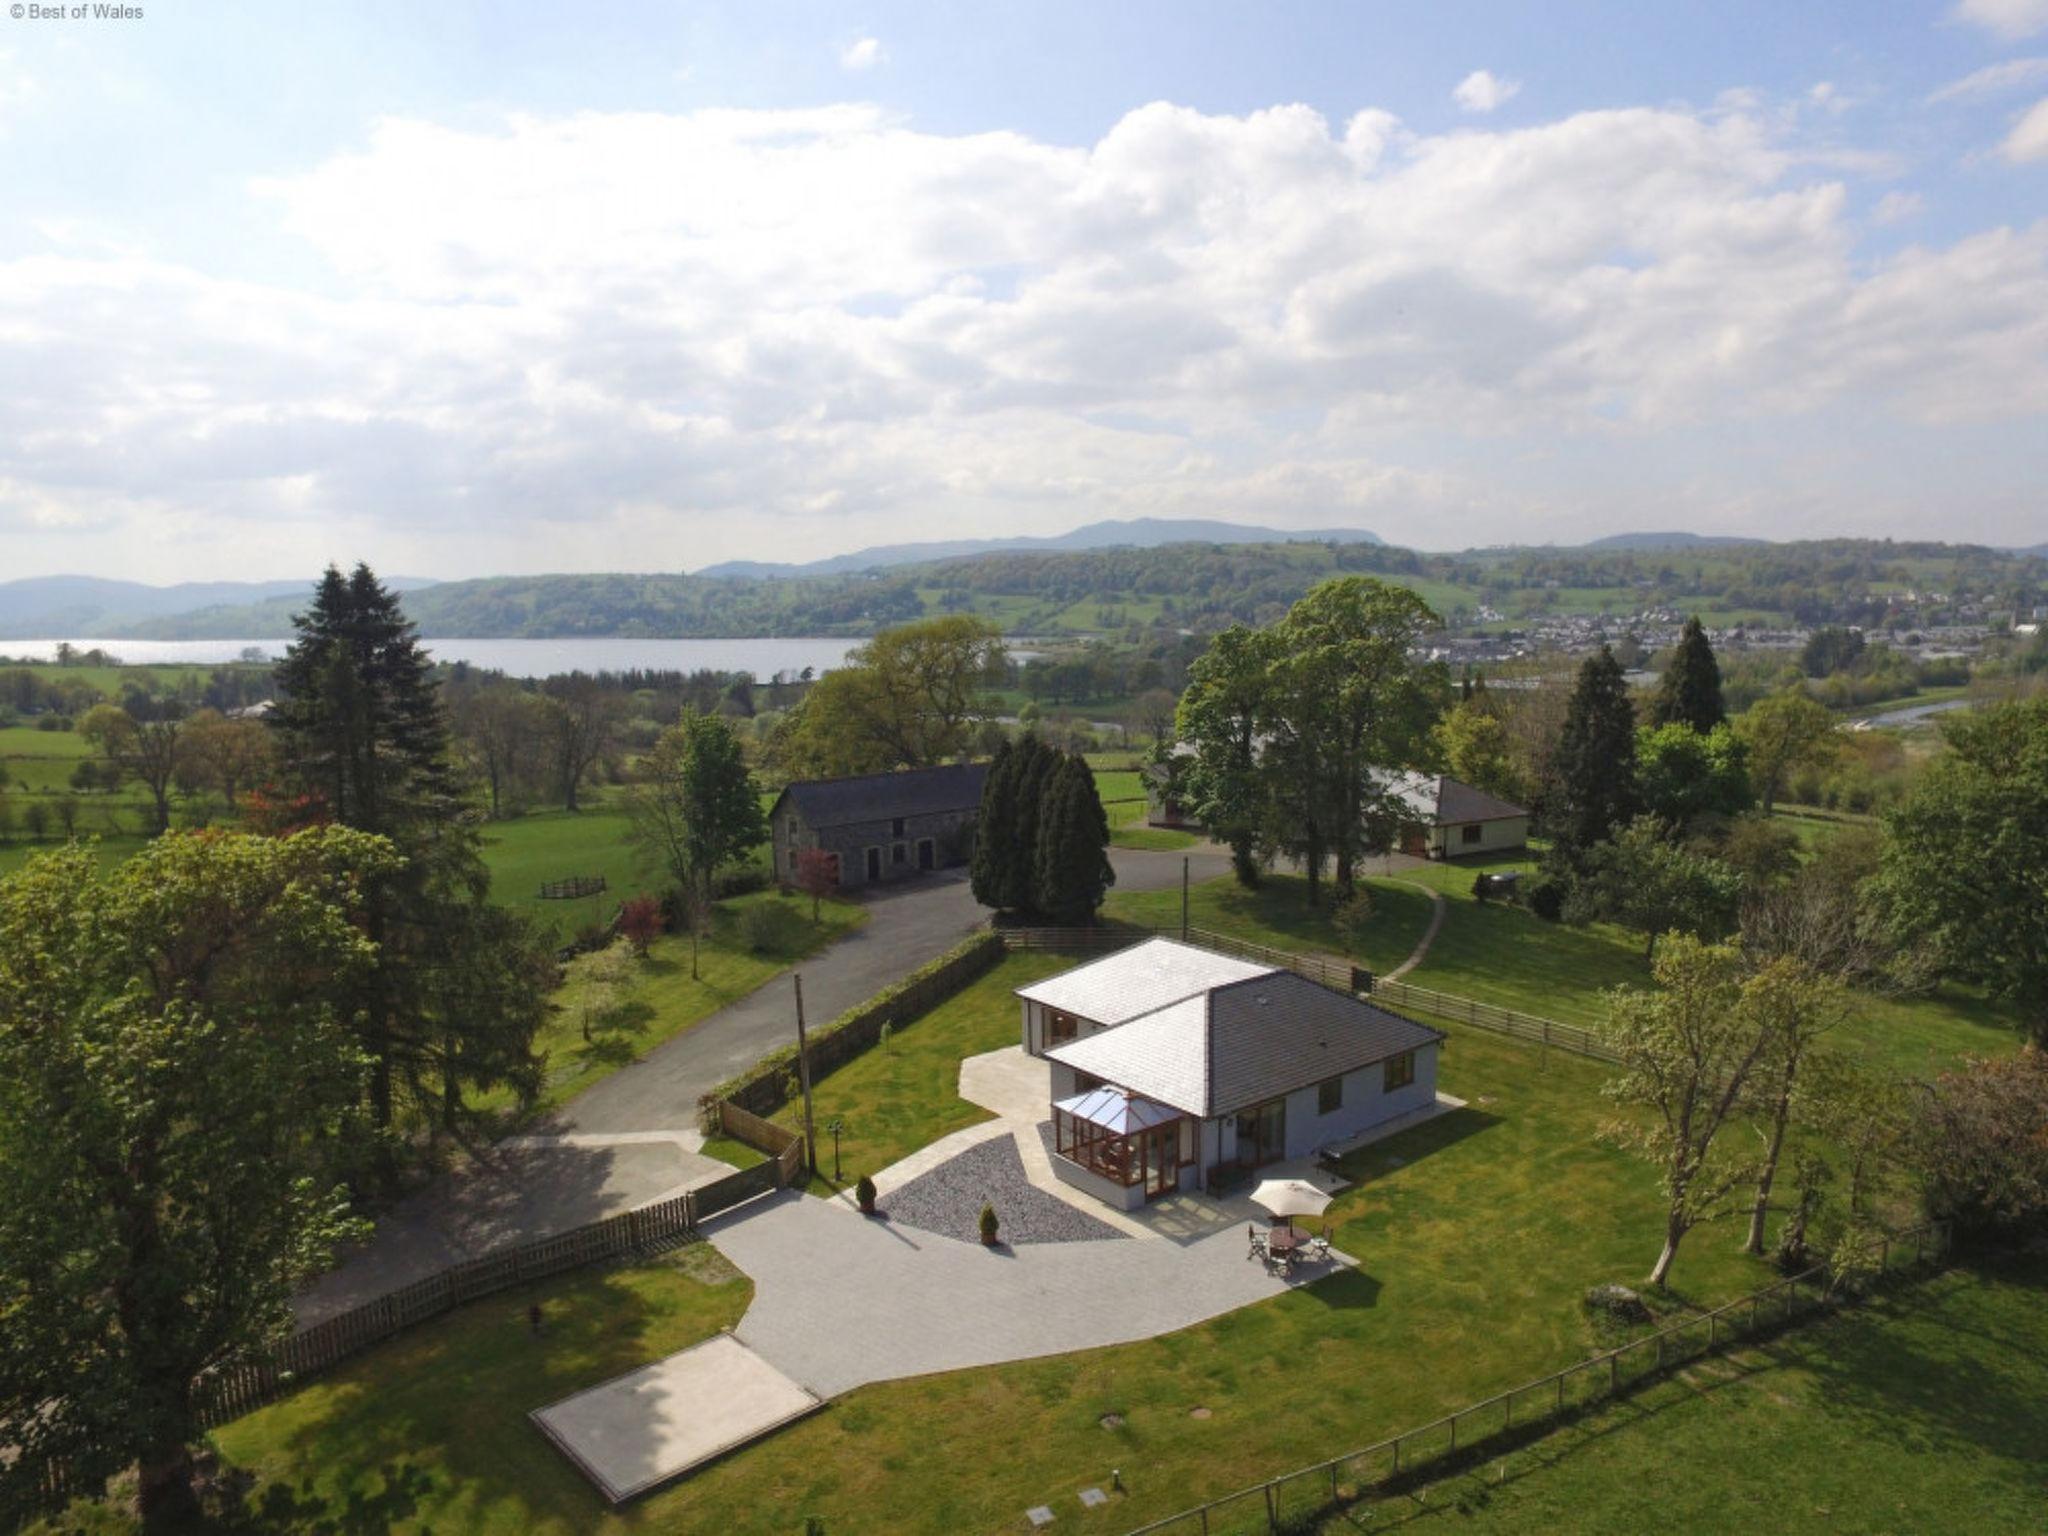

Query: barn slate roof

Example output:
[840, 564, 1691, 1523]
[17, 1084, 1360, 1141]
[772, 762, 988, 830]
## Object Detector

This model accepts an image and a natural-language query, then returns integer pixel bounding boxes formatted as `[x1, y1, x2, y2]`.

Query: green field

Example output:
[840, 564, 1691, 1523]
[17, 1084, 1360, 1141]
[475, 804, 651, 943]
[163, 997, 1794, 1535]
[1106, 870, 1435, 980]
[512, 889, 866, 1115]
[1359, 1259, 2047, 1534]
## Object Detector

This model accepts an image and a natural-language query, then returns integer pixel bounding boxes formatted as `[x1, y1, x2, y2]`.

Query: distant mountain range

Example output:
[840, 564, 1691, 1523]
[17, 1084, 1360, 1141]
[1579, 531, 1772, 552]
[694, 517, 1387, 577]
[0, 574, 439, 642]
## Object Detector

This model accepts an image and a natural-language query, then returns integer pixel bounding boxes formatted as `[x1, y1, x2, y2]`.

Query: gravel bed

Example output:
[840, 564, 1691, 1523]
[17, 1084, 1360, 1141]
[884, 1130, 1126, 1246]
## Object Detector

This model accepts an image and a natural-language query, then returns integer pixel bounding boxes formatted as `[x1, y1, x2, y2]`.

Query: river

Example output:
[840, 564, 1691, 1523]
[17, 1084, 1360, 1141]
[1849, 697, 1973, 730]
[1, 636, 862, 680]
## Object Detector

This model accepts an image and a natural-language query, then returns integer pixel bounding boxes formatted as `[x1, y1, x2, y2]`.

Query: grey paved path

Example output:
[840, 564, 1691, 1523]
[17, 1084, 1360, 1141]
[296, 845, 1231, 1323]
[705, 1188, 1350, 1400]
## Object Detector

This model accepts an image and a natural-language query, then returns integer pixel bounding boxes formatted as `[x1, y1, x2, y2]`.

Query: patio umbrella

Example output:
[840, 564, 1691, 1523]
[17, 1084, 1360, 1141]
[1248, 1178, 1334, 1225]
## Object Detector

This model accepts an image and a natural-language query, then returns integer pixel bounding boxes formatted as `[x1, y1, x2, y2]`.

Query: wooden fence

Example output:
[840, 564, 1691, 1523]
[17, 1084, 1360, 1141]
[2, 1099, 806, 1529]
[1121, 1223, 1950, 1536]
[1369, 977, 1622, 1064]
[995, 923, 1618, 1065]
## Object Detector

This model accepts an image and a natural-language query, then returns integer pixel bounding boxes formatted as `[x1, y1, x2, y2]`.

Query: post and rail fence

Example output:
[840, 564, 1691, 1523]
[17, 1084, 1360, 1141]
[1119, 1221, 1950, 1536]
[993, 922, 1619, 1064]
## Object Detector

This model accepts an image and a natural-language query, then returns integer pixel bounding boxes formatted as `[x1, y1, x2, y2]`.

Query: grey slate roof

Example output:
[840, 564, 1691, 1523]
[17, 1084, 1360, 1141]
[1045, 968, 1444, 1118]
[772, 762, 988, 830]
[1386, 771, 1528, 826]
[1016, 937, 1274, 1027]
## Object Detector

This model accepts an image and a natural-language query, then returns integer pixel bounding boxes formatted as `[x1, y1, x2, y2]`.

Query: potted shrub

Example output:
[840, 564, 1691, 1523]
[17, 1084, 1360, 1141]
[855, 1174, 877, 1216]
[978, 1202, 1001, 1247]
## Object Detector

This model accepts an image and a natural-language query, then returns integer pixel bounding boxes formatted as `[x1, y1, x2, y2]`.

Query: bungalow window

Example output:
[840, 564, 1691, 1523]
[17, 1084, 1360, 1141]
[1317, 1075, 1343, 1115]
[1461, 823, 1483, 846]
[1047, 1010, 1080, 1046]
[1384, 1051, 1416, 1091]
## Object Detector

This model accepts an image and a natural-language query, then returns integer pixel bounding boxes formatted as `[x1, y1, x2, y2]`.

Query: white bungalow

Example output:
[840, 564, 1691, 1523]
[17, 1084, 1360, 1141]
[1017, 939, 1445, 1210]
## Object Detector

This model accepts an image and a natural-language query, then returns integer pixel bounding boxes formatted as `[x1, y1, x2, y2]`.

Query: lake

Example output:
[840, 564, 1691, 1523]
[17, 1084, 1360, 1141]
[2, 636, 862, 680]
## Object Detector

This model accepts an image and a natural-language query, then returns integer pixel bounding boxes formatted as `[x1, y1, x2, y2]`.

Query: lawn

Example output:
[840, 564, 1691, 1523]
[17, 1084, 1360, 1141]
[1105, 794, 1198, 850]
[0, 832, 151, 881]
[1364, 1258, 2047, 1534]
[1105, 870, 1435, 979]
[166, 1010, 1800, 1534]
[769, 951, 1073, 1190]
[475, 803, 652, 944]
[166, 1247, 749, 1536]
[496, 888, 867, 1116]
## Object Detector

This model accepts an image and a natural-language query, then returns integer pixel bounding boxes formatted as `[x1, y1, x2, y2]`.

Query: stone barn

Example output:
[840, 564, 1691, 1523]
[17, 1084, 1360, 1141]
[769, 763, 987, 891]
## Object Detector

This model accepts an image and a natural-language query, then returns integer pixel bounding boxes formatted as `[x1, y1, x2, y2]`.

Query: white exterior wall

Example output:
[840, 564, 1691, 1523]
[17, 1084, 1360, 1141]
[1021, 999, 1114, 1058]
[1266, 1041, 1441, 1161]
[1430, 817, 1528, 859]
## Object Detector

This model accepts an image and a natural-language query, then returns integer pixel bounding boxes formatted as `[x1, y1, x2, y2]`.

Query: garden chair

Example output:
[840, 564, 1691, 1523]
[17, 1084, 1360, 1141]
[1246, 1223, 1268, 1262]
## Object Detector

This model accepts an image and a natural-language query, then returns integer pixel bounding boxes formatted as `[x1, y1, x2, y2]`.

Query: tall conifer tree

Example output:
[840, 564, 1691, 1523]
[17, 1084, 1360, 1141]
[969, 738, 1020, 910]
[1548, 644, 1641, 865]
[1650, 616, 1727, 733]
[1033, 753, 1115, 924]
[270, 565, 548, 1165]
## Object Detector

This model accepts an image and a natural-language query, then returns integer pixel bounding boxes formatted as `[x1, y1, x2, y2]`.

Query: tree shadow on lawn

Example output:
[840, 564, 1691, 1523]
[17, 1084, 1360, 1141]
[1792, 1261, 2048, 1486]
[242, 1262, 749, 1531]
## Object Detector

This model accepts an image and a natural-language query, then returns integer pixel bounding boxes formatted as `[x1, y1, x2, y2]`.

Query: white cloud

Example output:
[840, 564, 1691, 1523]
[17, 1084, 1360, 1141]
[1872, 189, 1925, 224]
[1452, 70, 1520, 114]
[1807, 81, 1851, 114]
[1927, 56, 2048, 102]
[4, 94, 2048, 575]
[839, 37, 886, 72]
[2001, 95, 2048, 159]
[1952, 0, 2048, 39]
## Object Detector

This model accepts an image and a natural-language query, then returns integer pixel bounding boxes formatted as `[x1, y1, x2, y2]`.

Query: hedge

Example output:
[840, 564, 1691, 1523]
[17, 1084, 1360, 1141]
[700, 928, 1008, 1124]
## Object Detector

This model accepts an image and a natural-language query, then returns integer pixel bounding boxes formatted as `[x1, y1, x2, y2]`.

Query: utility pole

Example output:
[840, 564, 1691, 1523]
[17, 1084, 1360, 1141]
[793, 973, 818, 1178]
[1181, 855, 1190, 942]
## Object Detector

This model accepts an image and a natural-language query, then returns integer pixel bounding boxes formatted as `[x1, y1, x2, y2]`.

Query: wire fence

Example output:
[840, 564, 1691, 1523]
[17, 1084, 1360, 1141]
[1121, 1222, 1950, 1536]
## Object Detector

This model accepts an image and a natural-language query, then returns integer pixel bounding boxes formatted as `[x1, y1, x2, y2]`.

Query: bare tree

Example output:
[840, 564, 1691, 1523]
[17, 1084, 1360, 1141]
[453, 685, 547, 818]
[540, 676, 625, 812]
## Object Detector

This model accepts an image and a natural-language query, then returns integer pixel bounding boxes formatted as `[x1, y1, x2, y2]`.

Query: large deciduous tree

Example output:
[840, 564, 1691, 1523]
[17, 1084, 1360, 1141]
[629, 710, 766, 974]
[1567, 814, 1744, 959]
[175, 708, 275, 811]
[539, 673, 626, 812]
[1432, 694, 1521, 804]
[1547, 645, 1640, 864]
[452, 683, 549, 818]
[0, 831, 388, 1527]
[1264, 579, 1442, 901]
[1650, 616, 1726, 732]
[1736, 688, 1839, 816]
[80, 701, 186, 834]
[1876, 697, 2048, 1047]
[1634, 721, 1753, 829]
[774, 615, 1004, 777]
[1602, 934, 1773, 1287]
[1174, 625, 1275, 886]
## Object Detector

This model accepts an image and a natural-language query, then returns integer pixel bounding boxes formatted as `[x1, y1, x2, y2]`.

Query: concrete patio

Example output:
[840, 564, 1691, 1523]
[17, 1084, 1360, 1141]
[703, 1187, 1357, 1400]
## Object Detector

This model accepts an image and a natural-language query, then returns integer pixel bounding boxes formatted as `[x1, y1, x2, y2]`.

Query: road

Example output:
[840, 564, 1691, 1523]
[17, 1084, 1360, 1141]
[297, 843, 1231, 1325]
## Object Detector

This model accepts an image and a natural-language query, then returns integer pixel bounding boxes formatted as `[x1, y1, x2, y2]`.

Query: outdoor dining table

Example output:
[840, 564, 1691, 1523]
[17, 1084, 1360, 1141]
[1266, 1226, 1308, 1258]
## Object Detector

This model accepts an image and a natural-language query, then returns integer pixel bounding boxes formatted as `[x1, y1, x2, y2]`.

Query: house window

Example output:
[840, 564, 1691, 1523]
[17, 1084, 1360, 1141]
[1317, 1075, 1343, 1115]
[891, 817, 906, 837]
[1384, 1051, 1416, 1091]
[892, 842, 908, 866]
[1461, 823, 1483, 846]
[1047, 1010, 1079, 1045]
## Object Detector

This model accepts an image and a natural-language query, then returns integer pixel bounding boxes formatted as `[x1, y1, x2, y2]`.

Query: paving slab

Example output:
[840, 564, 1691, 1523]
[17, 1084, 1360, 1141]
[532, 1333, 821, 1504]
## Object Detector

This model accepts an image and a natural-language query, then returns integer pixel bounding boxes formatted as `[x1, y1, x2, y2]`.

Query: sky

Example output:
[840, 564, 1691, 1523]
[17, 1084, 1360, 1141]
[1, 1, 2045, 584]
